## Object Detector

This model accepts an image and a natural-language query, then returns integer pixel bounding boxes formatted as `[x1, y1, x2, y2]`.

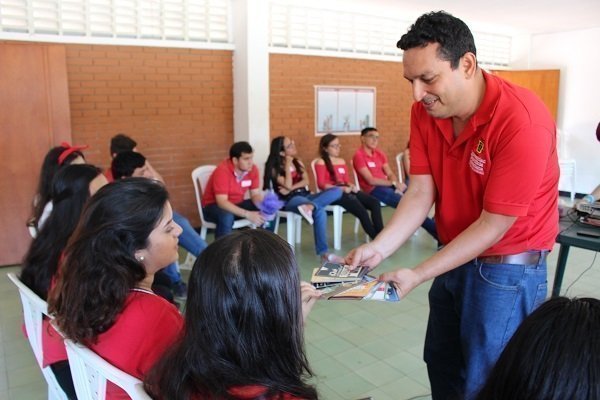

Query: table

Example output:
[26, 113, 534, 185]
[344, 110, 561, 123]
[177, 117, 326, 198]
[552, 220, 600, 297]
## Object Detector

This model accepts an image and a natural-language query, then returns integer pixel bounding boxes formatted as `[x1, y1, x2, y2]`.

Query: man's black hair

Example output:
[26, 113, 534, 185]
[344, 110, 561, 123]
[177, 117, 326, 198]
[229, 141, 253, 159]
[110, 134, 137, 156]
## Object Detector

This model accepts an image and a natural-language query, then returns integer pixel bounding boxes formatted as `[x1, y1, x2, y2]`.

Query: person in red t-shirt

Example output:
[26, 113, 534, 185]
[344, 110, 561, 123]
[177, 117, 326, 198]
[353, 127, 437, 240]
[49, 179, 184, 400]
[146, 229, 320, 400]
[345, 11, 558, 400]
[202, 141, 266, 238]
[315, 133, 383, 239]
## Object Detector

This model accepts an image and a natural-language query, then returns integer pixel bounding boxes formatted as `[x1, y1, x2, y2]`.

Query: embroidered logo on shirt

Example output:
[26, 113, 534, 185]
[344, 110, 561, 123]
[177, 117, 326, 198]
[469, 151, 486, 175]
[476, 139, 485, 154]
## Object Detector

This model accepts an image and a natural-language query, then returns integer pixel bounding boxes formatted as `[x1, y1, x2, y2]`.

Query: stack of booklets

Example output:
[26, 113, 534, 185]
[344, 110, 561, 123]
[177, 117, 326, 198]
[311, 262, 400, 302]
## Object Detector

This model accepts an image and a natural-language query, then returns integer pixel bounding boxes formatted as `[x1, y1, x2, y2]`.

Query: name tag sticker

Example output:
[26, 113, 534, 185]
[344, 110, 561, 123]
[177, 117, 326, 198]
[241, 180, 252, 187]
[338, 167, 346, 174]
[367, 161, 376, 168]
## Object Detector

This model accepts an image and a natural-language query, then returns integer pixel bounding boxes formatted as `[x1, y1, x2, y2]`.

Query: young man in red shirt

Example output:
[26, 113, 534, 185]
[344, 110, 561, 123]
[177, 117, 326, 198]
[346, 11, 558, 400]
[353, 127, 437, 239]
[202, 141, 265, 238]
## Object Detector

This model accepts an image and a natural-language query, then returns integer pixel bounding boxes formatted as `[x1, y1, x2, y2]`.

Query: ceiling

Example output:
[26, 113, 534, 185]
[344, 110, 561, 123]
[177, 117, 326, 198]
[367, 0, 600, 35]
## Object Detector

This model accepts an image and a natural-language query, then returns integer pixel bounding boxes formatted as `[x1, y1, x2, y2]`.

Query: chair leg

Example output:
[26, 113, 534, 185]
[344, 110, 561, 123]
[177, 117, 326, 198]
[200, 227, 207, 240]
[274, 215, 281, 235]
[354, 218, 360, 234]
[286, 215, 295, 248]
[295, 215, 302, 244]
[333, 208, 342, 250]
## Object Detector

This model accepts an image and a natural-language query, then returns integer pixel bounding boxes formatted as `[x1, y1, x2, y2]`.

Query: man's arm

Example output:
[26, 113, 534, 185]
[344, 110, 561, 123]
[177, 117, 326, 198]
[357, 166, 396, 188]
[215, 194, 264, 225]
[380, 210, 516, 298]
[346, 174, 436, 268]
[249, 188, 264, 208]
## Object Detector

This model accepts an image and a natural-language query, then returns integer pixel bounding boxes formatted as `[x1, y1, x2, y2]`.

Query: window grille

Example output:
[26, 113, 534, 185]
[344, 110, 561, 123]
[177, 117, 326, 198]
[0, 0, 231, 45]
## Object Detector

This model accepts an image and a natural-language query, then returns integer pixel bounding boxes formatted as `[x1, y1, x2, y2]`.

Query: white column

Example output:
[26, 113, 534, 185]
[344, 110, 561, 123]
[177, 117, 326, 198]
[232, 0, 270, 173]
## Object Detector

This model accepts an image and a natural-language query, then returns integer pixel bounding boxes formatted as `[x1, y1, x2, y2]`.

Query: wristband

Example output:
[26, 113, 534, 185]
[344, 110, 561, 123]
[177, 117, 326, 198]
[583, 194, 595, 203]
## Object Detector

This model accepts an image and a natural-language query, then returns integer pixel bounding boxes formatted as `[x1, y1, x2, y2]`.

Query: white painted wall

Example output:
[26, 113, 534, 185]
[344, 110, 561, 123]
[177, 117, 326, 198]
[529, 27, 600, 194]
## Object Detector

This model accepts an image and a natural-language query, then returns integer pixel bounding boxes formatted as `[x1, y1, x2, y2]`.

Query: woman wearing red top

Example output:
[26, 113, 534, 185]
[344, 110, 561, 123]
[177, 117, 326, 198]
[315, 134, 383, 239]
[146, 229, 321, 400]
[49, 178, 184, 400]
[21, 164, 107, 399]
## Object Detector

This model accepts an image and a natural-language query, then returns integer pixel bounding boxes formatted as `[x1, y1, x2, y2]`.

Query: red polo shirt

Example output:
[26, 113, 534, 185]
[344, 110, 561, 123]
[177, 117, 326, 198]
[352, 147, 389, 194]
[410, 71, 559, 255]
[202, 159, 260, 206]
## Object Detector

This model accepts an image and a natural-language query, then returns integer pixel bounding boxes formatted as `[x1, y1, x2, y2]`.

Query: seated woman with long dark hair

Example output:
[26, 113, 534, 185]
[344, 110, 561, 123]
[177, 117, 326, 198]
[49, 178, 184, 400]
[146, 229, 321, 400]
[28, 142, 88, 235]
[315, 134, 383, 240]
[20, 164, 106, 399]
[264, 136, 342, 263]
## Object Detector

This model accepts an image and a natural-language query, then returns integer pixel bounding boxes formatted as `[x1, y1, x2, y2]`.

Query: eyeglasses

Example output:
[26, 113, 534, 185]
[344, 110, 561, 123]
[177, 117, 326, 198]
[366, 134, 380, 140]
[329, 143, 341, 149]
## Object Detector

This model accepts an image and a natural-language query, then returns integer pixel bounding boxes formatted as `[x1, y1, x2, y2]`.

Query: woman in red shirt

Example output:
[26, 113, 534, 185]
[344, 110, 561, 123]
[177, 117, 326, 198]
[49, 178, 184, 400]
[146, 229, 321, 400]
[315, 134, 383, 239]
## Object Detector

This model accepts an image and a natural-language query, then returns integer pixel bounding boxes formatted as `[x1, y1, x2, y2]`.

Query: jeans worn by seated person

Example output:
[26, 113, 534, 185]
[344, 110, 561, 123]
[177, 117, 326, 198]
[204, 199, 259, 238]
[282, 187, 342, 256]
[424, 255, 547, 400]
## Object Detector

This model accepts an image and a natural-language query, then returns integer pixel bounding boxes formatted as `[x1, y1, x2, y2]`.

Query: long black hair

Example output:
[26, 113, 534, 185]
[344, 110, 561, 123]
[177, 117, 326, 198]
[263, 136, 303, 191]
[146, 230, 318, 400]
[476, 297, 600, 400]
[49, 178, 169, 344]
[21, 164, 101, 300]
[30, 145, 86, 228]
[318, 133, 340, 185]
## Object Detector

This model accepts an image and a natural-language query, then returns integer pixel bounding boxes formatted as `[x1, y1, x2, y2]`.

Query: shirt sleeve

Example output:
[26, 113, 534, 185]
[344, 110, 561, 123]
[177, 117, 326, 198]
[483, 123, 555, 216]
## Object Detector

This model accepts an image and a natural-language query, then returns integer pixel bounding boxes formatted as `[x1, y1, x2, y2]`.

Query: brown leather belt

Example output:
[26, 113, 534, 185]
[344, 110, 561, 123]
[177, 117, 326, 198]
[476, 251, 547, 265]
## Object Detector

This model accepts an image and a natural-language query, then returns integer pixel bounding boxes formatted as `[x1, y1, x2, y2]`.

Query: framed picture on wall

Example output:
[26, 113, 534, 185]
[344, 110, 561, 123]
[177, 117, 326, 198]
[315, 86, 376, 136]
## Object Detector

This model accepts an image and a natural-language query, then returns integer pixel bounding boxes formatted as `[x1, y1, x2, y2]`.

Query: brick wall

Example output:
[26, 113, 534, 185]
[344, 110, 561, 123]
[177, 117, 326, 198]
[65, 45, 234, 225]
[270, 53, 414, 190]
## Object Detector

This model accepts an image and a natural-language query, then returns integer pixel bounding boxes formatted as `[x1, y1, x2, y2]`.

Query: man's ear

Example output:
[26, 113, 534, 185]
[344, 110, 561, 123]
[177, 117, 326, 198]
[461, 52, 477, 79]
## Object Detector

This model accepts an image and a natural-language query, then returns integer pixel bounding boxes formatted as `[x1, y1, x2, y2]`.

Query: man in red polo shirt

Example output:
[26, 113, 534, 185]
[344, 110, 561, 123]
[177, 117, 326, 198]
[202, 141, 265, 238]
[346, 11, 558, 400]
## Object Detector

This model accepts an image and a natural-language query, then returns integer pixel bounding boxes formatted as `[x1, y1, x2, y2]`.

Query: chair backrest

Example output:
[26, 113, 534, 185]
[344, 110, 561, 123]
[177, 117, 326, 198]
[64, 339, 151, 400]
[350, 159, 361, 191]
[191, 165, 216, 225]
[395, 152, 405, 184]
[310, 158, 322, 193]
[7, 272, 68, 399]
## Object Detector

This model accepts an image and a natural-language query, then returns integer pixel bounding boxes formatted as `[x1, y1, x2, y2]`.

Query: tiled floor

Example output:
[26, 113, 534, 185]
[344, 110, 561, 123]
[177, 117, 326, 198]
[1, 205, 599, 399]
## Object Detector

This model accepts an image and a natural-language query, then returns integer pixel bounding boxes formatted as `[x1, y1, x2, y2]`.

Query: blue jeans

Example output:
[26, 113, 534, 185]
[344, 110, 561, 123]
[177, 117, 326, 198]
[370, 186, 438, 241]
[162, 211, 209, 284]
[283, 187, 342, 255]
[203, 199, 258, 238]
[424, 256, 548, 400]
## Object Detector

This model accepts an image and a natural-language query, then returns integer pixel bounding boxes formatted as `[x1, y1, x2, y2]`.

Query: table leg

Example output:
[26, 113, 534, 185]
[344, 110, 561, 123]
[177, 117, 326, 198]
[552, 244, 571, 297]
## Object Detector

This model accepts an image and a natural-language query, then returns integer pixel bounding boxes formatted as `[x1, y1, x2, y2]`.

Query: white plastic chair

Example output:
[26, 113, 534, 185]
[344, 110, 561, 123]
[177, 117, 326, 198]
[310, 159, 346, 250]
[64, 339, 151, 400]
[6, 273, 68, 400]
[191, 165, 253, 240]
[273, 210, 303, 250]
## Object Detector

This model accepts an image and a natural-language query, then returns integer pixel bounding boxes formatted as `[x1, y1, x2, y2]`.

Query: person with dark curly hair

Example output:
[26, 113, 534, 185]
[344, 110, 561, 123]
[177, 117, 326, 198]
[49, 178, 184, 400]
[344, 11, 559, 399]
[145, 229, 321, 400]
[476, 297, 600, 400]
